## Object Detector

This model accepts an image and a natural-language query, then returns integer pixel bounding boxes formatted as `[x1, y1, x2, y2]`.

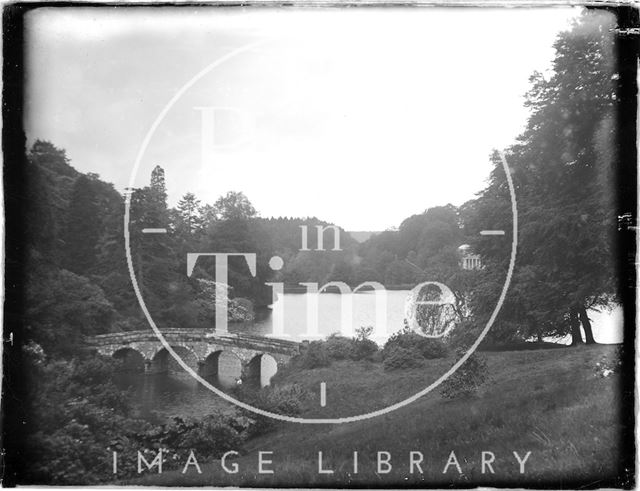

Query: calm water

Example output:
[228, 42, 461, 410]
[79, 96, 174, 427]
[115, 292, 623, 420]
[233, 290, 412, 342]
[236, 292, 623, 344]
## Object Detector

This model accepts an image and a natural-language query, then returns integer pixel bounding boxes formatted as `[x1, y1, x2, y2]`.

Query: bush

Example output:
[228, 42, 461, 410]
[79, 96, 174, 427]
[132, 411, 252, 461]
[383, 345, 424, 371]
[351, 338, 379, 361]
[324, 334, 354, 360]
[439, 348, 488, 399]
[323, 333, 379, 362]
[21, 350, 152, 484]
[293, 329, 381, 369]
[294, 341, 330, 369]
[383, 329, 448, 360]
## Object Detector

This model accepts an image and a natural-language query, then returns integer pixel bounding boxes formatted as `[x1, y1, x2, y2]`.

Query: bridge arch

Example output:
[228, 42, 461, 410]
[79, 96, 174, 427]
[112, 347, 146, 372]
[149, 345, 200, 375]
[200, 349, 243, 388]
[245, 353, 278, 388]
[86, 330, 299, 385]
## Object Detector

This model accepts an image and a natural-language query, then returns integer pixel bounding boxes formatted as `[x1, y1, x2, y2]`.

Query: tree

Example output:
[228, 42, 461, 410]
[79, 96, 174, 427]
[199, 203, 218, 232]
[198, 212, 275, 308]
[24, 152, 57, 258]
[212, 191, 257, 221]
[25, 141, 80, 264]
[25, 256, 115, 355]
[466, 12, 618, 346]
[325, 257, 355, 284]
[63, 175, 100, 275]
[149, 165, 167, 209]
[127, 166, 174, 314]
[174, 192, 202, 236]
[357, 205, 465, 288]
[28, 140, 77, 179]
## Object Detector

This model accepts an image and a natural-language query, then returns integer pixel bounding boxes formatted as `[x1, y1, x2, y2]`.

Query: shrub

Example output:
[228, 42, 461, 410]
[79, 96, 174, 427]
[418, 338, 448, 359]
[370, 349, 384, 363]
[439, 348, 488, 399]
[294, 341, 330, 368]
[324, 334, 354, 360]
[352, 326, 379, 360]
[293, 330, 380, 369]
[383, 329, 448, 360]
[383, 345, 424, 371]
[322, 333, 379, 361]
[351, 338, 379, 361]
[131, 411, 251, 461]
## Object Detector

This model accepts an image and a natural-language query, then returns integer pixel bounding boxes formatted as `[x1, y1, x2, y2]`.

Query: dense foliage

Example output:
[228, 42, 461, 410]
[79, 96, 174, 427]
[19, 344, 312, 484]
[293, 328, 380, 369]
[21, 346, 146, 484]
[383, 329, 449, 360]
[381, 329, 448, 371]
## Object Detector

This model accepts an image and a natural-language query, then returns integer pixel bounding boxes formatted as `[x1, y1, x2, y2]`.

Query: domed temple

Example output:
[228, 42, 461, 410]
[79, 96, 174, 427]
[458, 244, 482, 270]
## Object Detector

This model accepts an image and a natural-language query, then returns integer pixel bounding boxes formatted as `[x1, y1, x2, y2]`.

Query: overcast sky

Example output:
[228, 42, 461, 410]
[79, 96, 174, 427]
[25, 7, 581, 230]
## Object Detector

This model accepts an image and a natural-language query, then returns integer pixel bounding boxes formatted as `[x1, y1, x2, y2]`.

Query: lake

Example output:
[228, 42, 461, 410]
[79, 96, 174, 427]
[231, 291, 623, 344]
[232, 290, 412, 342]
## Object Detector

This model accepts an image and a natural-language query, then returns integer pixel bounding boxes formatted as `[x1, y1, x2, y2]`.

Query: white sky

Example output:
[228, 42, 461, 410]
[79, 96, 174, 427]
[25, 7, 582, 230]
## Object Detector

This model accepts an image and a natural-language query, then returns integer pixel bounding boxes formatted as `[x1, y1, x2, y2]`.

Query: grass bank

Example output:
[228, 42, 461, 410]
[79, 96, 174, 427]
[126, 344, 630, 488]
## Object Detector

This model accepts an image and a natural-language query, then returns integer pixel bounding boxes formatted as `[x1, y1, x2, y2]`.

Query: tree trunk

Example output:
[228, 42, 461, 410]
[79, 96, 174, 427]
[579, 306, 597, 344]
[569, 308, 583, 346]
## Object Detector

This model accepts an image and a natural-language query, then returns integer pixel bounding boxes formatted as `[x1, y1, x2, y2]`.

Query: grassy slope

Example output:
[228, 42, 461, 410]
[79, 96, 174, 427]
[128, 344, 628, 487]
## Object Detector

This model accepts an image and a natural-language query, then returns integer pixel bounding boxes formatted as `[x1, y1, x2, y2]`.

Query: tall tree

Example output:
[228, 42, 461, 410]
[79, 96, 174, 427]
[467, 12, 618, 346]
[128, 166, 174, 314]
[174, 192, 202, 236]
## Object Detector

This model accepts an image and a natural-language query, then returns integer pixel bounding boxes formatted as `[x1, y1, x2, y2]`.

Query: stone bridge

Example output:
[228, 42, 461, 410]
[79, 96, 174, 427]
[85, 329, 300, 387]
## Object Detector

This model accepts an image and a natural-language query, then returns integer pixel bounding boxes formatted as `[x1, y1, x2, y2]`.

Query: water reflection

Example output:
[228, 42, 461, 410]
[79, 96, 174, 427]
[114, 370, 239, 420]
[114, 353, 278, 420]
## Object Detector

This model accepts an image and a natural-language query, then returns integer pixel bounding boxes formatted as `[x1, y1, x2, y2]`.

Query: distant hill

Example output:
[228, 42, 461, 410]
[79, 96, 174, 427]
[348, 231, 380, 243]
